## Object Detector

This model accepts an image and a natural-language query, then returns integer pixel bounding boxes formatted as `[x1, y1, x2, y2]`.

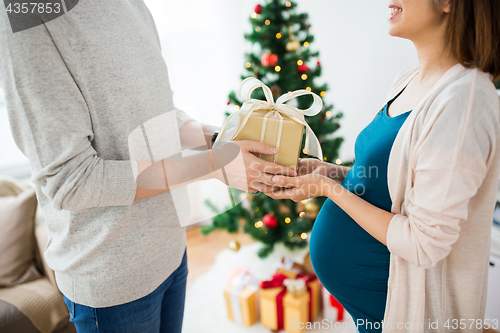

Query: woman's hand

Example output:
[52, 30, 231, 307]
[296, 158, 329, 176]
[298, 158, 352, 183]
[263, 173, 338, 202]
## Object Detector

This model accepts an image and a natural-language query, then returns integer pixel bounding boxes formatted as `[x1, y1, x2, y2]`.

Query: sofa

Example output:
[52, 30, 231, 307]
[0, 176, 76, 333]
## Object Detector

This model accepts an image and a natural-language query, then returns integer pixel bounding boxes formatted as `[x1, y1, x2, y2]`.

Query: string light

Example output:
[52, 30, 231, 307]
[301, 74, 308, 80]
[299, 211, 305, 218]
[323, 157, 327, 161]
[301, 200, 308, 204]
[285, 217, 291, 223]
[255, 26, 261, 32]
[301, 233, 307, 239]
[276, 32, 282, 39]
[306, 87, 311, 92]
[286, 1, 292, 7]
[326, 111, 332, 117]
[254, 206, 259, 212]
[297, 60, 303, 66]
[320, 91, 326, 97]
[255, 221, 264, 228]
[303, 148, 307, 154]
[240, 193, 247, 199]
[303, 42, 310, 47]
[288, 232, 294, 237]
[265, 19, 271, 25]
[275, 65, 281, 72]
[245, 62, 251, 68]
[251, 12, 257, 19]
[235, 105, 240, 110]
[336, 159, 342, 165]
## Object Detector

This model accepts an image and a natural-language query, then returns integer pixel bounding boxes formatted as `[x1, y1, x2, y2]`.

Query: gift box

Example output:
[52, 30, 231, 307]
[322, 285, 346, 322]
[259, 285, 286, 330]
[224, 268, 259, 326]
[234, 109, 304, 169]
[259, 272, 320, 332]
[307, 275, 320, 321]
[283, 279, 310, 333]
[276, 257, 304, 279]
[212, 77, 324, 170]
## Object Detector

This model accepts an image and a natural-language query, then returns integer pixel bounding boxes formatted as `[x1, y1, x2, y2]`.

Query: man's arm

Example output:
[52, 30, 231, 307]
[0, 18, 138, 211]
[177, 118, 218, 150]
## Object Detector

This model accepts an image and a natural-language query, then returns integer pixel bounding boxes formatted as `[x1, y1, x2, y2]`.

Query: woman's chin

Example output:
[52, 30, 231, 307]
[388, 27, 403, 38]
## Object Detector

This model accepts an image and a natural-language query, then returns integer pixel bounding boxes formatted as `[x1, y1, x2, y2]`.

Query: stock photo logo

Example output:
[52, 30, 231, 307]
[4, 0, 79, 33]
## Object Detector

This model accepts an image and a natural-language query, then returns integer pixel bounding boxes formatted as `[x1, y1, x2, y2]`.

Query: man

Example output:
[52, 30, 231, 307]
[0, 1, 294, 332]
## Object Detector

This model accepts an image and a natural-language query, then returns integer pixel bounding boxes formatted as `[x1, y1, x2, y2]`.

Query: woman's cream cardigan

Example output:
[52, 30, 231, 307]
[382, 63, 500, 332]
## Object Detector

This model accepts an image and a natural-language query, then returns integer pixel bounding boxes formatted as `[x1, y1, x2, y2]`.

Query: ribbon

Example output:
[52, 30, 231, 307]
[260, 273, 288, 330]
[229, 271, 259, 325]
[278, 256, 302, 275]
[213, 77, 323, 163]
[283, 278, 307, 297]
[329, 294, 344, 321]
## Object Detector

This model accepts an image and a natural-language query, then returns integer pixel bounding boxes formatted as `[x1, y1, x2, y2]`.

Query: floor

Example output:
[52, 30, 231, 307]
[184, 226, 499, 333]
[185, 226, 254, 287]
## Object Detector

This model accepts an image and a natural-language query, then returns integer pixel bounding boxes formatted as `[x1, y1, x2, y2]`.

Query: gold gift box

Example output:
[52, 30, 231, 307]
[224, 285, 258, 326]
[275, 268, 299, 279]
[258, 287, 284, 330]
[308, 278, 320, 320]
[283, 291, 310, 333]
[233, 109, 304, 170]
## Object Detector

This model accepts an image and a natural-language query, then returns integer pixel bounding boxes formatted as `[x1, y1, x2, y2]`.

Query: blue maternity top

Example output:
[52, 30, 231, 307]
[309, 93, 411, 333]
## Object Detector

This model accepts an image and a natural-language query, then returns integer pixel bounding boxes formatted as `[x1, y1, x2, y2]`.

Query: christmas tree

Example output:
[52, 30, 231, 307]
[202, 0, 352, 258]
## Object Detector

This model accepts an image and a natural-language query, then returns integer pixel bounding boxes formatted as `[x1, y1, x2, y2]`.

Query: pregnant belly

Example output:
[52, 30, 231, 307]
[309, 198, 390, 296]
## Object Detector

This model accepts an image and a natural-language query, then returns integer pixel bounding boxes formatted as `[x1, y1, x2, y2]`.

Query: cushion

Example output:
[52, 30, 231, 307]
[0, 187, 42, 287]
[0, 300, 39, 333]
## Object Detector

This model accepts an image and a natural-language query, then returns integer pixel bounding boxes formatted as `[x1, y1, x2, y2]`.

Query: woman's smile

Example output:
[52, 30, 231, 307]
[388, 5, 403, 20]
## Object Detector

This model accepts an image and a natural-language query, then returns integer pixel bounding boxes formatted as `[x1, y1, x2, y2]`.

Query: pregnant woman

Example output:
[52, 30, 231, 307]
[266, 0, 500, 332]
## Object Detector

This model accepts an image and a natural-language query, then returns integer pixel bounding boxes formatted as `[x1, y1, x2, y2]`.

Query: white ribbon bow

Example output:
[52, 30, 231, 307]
[213, 77, 323, 163]
[229, 272, 259, 324]
[283, 278, 307, 296]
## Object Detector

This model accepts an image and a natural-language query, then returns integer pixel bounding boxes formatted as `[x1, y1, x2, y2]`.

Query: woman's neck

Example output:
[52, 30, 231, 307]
[413, 37, 459, 83]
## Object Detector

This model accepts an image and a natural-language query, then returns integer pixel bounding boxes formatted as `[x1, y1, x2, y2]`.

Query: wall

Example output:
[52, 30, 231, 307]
[0, 0, 419, 174]
[143, 0, 418, 161]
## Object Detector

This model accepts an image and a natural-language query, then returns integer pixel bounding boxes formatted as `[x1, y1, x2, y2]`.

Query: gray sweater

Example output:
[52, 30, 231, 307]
[0, 0, 194, 307]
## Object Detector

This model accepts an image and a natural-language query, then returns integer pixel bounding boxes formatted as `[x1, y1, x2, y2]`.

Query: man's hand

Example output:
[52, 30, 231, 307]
[263, 173, 337, 202]
[214, 140, 297, 193]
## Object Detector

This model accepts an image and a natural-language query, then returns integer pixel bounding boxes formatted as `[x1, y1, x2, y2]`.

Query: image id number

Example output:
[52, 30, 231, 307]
[6, 2, 61, 14]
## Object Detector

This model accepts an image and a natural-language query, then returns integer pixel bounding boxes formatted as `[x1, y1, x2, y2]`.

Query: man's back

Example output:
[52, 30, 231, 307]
[0, 0, 191, 308]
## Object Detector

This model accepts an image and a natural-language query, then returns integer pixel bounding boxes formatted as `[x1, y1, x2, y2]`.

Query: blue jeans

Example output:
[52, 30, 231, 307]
[63, 249, 188, 333]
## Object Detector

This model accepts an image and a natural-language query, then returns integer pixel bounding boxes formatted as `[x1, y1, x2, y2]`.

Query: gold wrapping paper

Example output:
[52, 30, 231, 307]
[283, 291, 310, 333]
[275, 268, 299, 279]
[258, 287, 284, 330]
[308, 278, 320, 320]
[224, 285, 258, 326]
[234, 109, 304, 170]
